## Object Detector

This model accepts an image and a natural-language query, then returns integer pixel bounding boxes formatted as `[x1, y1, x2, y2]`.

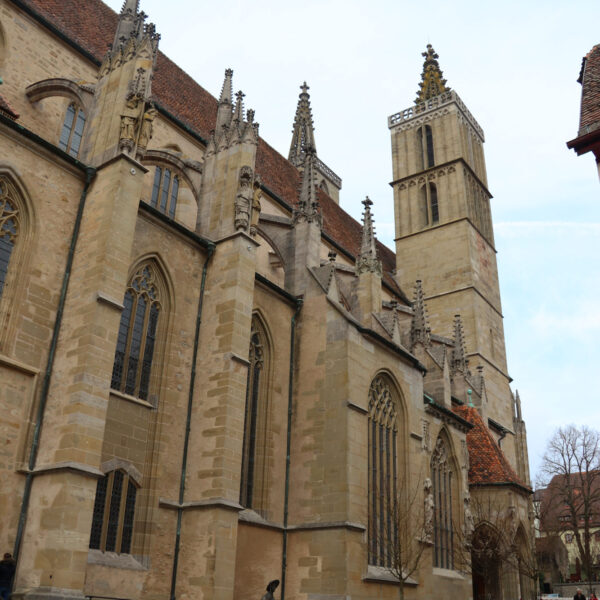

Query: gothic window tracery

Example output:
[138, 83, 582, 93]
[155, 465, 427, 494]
[111, 263, 161, 401]
[420, 182, 439, 227]
[240, 316, 269, 514]
[0, 177, 19, 298]
[150, 167, 179, 219]
[416, 124, 435, 170]
[59, 103, 86, 158]
[89, 469, 138, 554]
[431, 435, 454, 569]
[368, 374, 398, 567]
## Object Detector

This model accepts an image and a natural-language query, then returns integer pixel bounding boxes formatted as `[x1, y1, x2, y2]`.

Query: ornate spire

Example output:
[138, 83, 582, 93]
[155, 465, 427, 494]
[410, 280, 431, 348]
[451, 314, 469, 374]
[355, 197, 382, 276]
[233, 90, 245, 124]
[215, 68, 234, 133]
[289, 82, 317, 167]
[415, 44, 450, 103]
[293, 146, 321, 225]
[514, 389, 522, 421]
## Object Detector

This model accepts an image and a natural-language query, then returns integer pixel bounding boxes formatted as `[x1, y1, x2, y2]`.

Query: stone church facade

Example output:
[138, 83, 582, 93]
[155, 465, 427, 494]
[0, 2, 534, 599]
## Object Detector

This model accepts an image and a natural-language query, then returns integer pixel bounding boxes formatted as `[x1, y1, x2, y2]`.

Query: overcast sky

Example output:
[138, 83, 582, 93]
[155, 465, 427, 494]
[105, 0, 600, 481]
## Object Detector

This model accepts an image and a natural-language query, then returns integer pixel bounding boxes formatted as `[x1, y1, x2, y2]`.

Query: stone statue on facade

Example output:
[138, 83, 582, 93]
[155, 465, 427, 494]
[423, 477, 434, 543]
[136, 106, 157, 155]
[120, 95, 142, 153]
[463, 492, 474, 542]
[250, 178, 262, 235]
[235, 166, 253, 231]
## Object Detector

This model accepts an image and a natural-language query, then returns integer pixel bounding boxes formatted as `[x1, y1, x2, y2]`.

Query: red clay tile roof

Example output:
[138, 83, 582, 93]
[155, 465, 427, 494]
[577, 44, 600, 136]
[18, 0, 407, 300]
[0, 93, 19, 119]
[454, 405, 529, 490]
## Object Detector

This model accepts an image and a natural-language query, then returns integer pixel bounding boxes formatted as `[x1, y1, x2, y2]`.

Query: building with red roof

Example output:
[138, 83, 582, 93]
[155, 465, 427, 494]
[0, 3, 533, 600]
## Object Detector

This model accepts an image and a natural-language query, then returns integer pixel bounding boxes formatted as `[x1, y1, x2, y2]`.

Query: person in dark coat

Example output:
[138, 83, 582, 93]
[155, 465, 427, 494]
[574, 589, 586, 600]
[0, 553, 16, 600]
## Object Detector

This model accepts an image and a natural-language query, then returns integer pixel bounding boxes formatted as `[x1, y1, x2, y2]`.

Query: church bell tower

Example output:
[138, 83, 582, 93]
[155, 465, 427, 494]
[389, 45, 514, 434]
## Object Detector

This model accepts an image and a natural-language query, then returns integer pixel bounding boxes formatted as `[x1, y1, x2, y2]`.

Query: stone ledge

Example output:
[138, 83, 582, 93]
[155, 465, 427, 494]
[363, 565, 417, 586]
[0, 352, 39, 375]
[158, 497, 243, 512]
[288, 521, 366, 533]
[431, 567, 465, 580]
[109, 389, 153, 409]
[96, 292, 124, 311]
[87, 549, 147, 571]
[18, 461, 103, 479]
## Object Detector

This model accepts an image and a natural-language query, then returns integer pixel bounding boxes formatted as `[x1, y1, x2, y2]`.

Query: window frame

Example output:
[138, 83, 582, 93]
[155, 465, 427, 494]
[431, 435, 456, 570]
[367, 374, 399, 568]
[89, 469, 138, 554]
[111, 263, 163, 402]
[240, 315, 271, 515]
[58, 102, 86, 158]
[150, 166, 179, 219]
[420, 182, 440, 227]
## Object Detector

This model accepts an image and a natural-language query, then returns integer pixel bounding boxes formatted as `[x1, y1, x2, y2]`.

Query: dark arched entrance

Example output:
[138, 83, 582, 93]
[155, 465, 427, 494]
[471, 524, 503, 600]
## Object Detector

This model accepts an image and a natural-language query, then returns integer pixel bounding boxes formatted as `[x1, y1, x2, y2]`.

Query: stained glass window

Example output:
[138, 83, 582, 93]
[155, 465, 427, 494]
[0, 178, 19, 298]
[240, 317, 267, 512]
[432, 436, 454, 569]
[368, 375, 398, 567]
[58, 103, 86, 158]
[89, 470, 138, 554]
[111, 264, 161, 401]
[150, 167, 179, 219]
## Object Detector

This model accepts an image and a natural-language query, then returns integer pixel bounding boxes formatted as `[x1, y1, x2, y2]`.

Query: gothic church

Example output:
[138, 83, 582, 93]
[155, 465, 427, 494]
[0, 1, 534, 599]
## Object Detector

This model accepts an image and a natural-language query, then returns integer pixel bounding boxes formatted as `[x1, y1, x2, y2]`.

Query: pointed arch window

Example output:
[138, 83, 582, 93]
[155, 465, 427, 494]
[431, 436, 454, 569]
[150, 167, 179, 219]
[416, 124, 435, 170]
[89, 469, 138, 554]
[420, 182, 439, 227]
[0, 178, 19, 299]
[240, 316, 269, 514]
[111, 264, 161, 401]
[59, 103, 86, 158]
[368, 375, 398, 567]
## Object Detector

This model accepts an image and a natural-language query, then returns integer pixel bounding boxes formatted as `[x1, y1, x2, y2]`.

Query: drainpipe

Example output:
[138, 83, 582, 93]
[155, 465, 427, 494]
[280, 298, 303, 600]
[170, 243, 215, 600]
[13, 166, 97, 566]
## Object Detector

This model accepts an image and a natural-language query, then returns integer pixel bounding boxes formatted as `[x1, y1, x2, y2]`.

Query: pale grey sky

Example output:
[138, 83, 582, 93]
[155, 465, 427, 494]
[105, 0, 600, 481]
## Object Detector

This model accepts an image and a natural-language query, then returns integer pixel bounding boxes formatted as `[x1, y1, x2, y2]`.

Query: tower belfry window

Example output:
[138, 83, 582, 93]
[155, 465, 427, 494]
[420, 182, 439, 227]
[59, 103, 86, 158]
[150, 167, 179, 219]
[416, 125, 435, 170]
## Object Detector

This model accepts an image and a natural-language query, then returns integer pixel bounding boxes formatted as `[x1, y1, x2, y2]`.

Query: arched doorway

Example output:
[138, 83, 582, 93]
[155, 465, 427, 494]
[471, 523, 503, 600]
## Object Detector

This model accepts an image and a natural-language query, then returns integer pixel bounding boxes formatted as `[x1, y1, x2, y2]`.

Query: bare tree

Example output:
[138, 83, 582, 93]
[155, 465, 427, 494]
[454, 494, 537, 600]
[538, 425, 600, 589]
[370, 475, 428, 600]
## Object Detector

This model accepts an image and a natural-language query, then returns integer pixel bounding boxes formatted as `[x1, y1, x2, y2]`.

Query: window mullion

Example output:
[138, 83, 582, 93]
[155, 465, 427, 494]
[100, 472, 114, 551]
[133, 295, 151, 396]
[121, 291, 138, 393]
[115, 474, 129, 552]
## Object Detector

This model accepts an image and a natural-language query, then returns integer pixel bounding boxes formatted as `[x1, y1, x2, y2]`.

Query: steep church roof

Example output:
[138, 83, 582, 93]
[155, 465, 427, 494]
[454, 405, 530, 492]
[577, 44, 600, 136]
[16, 0, 406, 302]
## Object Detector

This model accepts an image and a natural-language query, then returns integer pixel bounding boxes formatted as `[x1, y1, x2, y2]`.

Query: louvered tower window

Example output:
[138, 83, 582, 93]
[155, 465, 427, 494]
[89, 470, 138, 554]
[0, 177, 19, 298]
[420, 182, 439, 227]
[368, 375, 398, 567]
[150, 167, 179, 219]
[432, 436, 454, 569]
[416, 124, 435, 170]
[59, 103, 86, 158]
[111, 264, 161, 401]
